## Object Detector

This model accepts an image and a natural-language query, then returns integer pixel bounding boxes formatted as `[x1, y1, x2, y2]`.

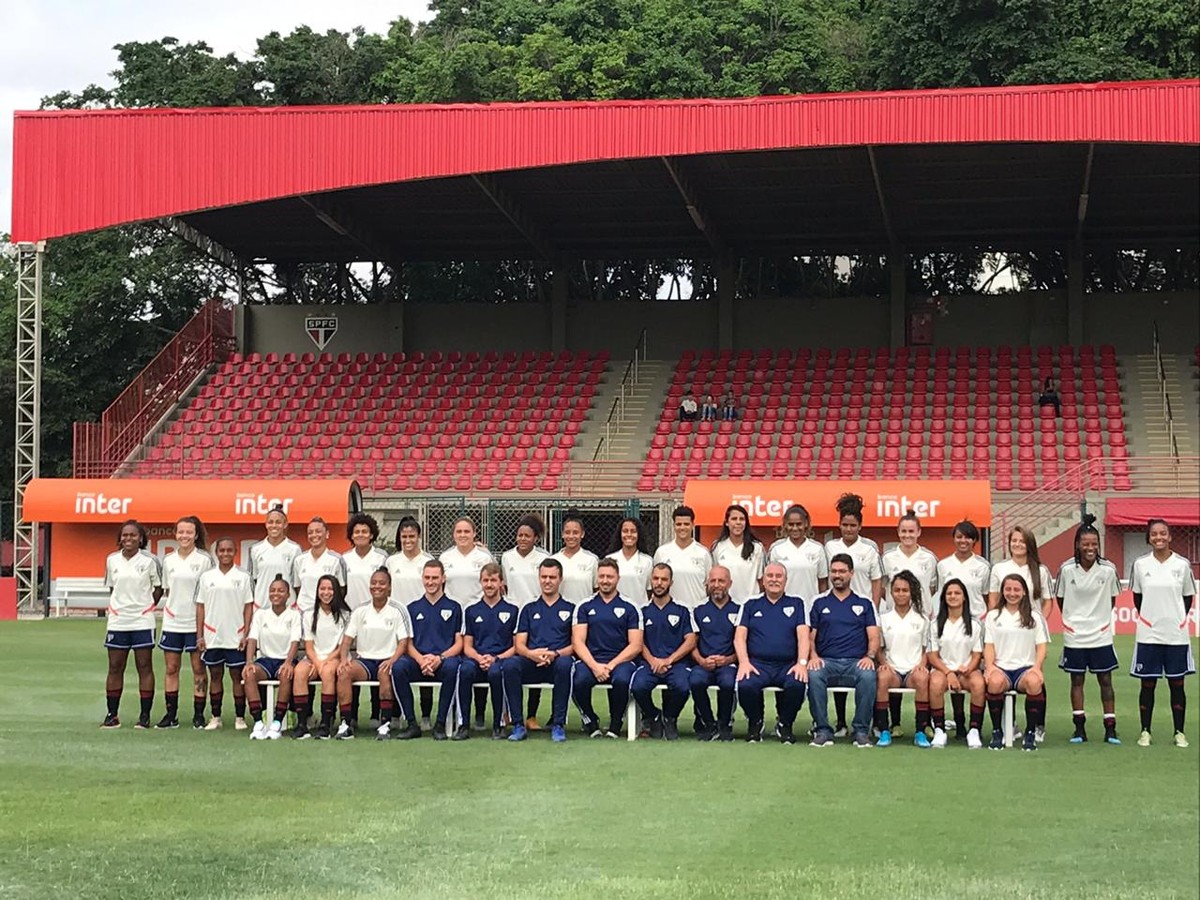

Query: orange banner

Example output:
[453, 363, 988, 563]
[23, 479, 362, 525]
[683, 480, 992, 528]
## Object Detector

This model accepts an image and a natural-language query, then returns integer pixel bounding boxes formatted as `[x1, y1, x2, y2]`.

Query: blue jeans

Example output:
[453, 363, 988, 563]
[807, 657, 876, 737]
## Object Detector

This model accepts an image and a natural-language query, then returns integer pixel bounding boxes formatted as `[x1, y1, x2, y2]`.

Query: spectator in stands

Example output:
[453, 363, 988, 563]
[157, 516, 212, 730]
[1129, 518, 1196, 749]
[247, 505, 301, 610]
[679, 392, 699, 421]
[767, 504, 828, 613]
[101, 520, 162, 729]
[721, 395, 738, 421]
[711, 504, 765, 604]
[336, 568, 409, 741]
[501, 513, 550, 731]
[653, 506, 713, 610]
[874, 571, 932, 748]
[292, 517, 346, 616]
[507, 558, 576, 743]
[292, 575, 351, 740]
[1038, 377, 1061, 416]
[243, 577, 301, 741]
[460, 563, 520, 739]
[385, 516, 433, 608]
[735, 562, 810, 743]
[689, 566, 739, 741]
[928, 579, 986, 749]
[196, 537, 254, 731]
[983, 573, 1049, 751]
[701, 393, 718, 421]
[631, 563, 697, 740]
[807, 553, 880, 748]
[605, 516, 654, 602]
[571, 558, 644, 738]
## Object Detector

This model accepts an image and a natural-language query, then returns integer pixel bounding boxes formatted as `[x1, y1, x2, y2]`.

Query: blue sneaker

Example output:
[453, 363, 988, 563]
[876, 730, 892, 747]
[550, 725, 567, 743]
[507, 725, 527, 742]
[914, 731, 932, 748]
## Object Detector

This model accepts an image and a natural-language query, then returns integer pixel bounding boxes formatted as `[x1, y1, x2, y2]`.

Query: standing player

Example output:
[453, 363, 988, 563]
[571, 558, 644, 738]
[928, 579, 986, 749]
[874, 571, 932, 748]
[506, 558, 576, 743]
[101, 520, 161, 729]
[881, 512, 939, 616]
[385, 516, 434, 608]
[247, 505, 302, 609]
[689, 566, 740, 742]
[335, 568, 410, 740]
[551, 511, 600, 604]
[342, 513, 388, 610]
[460, 563, 520, 739]
[936, 519, 990, 736]
[292, 575, 351, 740]
[766, 504, 828, 614]
[196, 537, 254, 731]
[1056, 514, 1122, 745]
[500, 514, 550, 605]
[292, 517, 346, 616]
[157, 516, 213, 729]
[653, 506, 713, 610]
[243, 577, 302, 740]
[1129, 518, 1197, 748]
[983, 574, 1050, 751]
[630, 564, 697, 740]
[439, 516, 493, 605]
[605, 516, 654, 602]
[711, 504, 766, 604]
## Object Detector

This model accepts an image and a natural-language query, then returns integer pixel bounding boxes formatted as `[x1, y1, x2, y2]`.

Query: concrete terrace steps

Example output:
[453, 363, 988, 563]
[576, 360, 674, 462]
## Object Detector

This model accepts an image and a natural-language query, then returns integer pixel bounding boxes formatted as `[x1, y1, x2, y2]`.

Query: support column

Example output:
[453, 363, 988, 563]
[717, 255, 735, 350]
[889, 249, 907, 349]
[550, 260, 569, 352]
[13, 241, 44, 615]
[1067, 240, 1085, 345]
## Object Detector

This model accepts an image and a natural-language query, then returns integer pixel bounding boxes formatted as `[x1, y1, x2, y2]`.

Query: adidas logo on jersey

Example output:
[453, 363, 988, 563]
[416, 613, 425, 621]
[701, 616, 711, 623]
[474, 616, 484, 623]
[533, 613, 541, 620]
[754, 611, 763, 617]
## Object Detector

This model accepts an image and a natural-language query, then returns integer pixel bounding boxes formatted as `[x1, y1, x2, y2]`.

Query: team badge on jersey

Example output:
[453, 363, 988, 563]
[498, 612, 511, 623]
[783, 606, 795, 617]
[668, 615, 680, 627]
[728, 613, 737, 625]
[852, 605, 864, 616]
[614, 608, 625, 618]
[558, 610, 570, 621]
[304, 315, 338, 350]
[441, 609, 453, 621]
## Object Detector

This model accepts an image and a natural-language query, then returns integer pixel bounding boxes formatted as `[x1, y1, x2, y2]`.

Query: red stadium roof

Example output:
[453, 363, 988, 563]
[11, 79, 1199, 256]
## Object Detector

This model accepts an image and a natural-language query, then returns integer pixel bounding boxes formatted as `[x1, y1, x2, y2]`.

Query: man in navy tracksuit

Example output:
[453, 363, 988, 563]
[689, 565, 740, 742]
[631, 563, 697, 741]
[571, 558, 643, 737]
[506, 558, 575, 743]
[734, 562, 810, 743]
[459, 563, 520, 740]
[392, 560, 469, 741]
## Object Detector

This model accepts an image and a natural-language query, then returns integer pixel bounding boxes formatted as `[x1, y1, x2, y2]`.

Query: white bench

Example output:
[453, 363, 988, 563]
[1003, 690, 1019, 748]
[50, 577, 111, 616]
[258, 679, 459, 736]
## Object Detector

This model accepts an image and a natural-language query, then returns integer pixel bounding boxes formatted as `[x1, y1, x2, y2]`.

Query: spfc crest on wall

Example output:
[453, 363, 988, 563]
[304, 316, 338, 351]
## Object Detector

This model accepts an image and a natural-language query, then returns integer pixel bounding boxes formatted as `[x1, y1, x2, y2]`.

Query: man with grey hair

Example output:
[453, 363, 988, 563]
[689, 565, 740, 741]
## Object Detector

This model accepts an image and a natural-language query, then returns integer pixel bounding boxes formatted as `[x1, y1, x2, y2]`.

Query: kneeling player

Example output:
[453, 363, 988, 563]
[631, 564, 697, 740]
[243, 577, 302, 740]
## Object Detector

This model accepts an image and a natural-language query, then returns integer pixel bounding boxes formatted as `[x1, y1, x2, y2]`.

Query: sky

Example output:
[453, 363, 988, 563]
[1, 0, 429, 235]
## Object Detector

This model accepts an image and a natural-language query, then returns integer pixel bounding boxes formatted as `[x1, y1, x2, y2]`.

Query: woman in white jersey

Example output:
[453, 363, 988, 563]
[342, 513, 389, 610]
[247, 505, 302, 609]
[101, 520, 162, 729]
[928, 578, 985, 749]
[196, 537, 254, 731]
[293, 575, 352, 740]
[711, 504, 765, 604]
[983, 573, 1049, 752]
[386, 516, 433, 607]
[874, 571, 932, 748]
[501, 514, 550, 606]
[936, 520, 990, 735]
[292, 517, 346, 615]
[243, 576, 302, 741]
[551, 511, 599, 604]
[1129, 518, 1196, 749]
[157, 516, 213, 730]
[605, 517, 654, 603]
[335, 568, 411, 740]
[440, 516, 494, 603]
[766, 504, 828, 612]
[880, 511, 939, 617]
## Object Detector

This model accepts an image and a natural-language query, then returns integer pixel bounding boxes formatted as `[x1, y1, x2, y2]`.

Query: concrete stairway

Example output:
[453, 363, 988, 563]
[575, 360, 674, 464]
[1122, 354, 1198, 492]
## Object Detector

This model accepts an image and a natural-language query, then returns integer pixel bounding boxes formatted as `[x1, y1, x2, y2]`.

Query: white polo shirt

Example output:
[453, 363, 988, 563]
[248, 606, 302, 660]
[501, 546, 550, 606]
[937, 553, 992, 619]
[343, 546, 389, 610]
[1129, 551, 1196, 646]
[303, 607, 350, 659]
[878, 607, 929, 673]
[881, 545, 940, 617]
[988, 559, 1054, 607]
[197, 566, 254, 649]
[440, 545, 494, 604]
[247, 537, 302, 609]
[160, 549, 213, 634]
[1055, 557, 1120, 649]
[929, 615, 984, 670]
[385, 550, 434, 608]
[104, 549, 162, 632]
[825, 537, 882, 603]
[605, 550, 654, 604]
[345, 602, 412, 660]
[766, 537, 828, 608]
[551, 548, 600, 604]
[653, 540, 713, 610]
[984, 607, 1049, 670]
[292, 549, 347, 615]
[711, 539, 765, 605]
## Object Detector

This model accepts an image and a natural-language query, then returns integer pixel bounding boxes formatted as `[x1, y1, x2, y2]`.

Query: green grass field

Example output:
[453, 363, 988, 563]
[0, 621, 1196, 900]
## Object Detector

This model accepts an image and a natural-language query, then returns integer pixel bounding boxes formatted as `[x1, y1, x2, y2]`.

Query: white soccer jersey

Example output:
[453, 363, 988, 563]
[345, 603, 411, 660]
[551, 548, 600, 604]
[711, 539, 765, 605]
[343, 546, 389, 610]
[929, 616, 984, 670]
[247, 537, 302, 609]
[160, 549, 213, 634]
[196, 566, 254, 649]
[501, 546, 550, 606]
[1129, 551, 1197, 646]
[1055, 558, 1120, 649]
[937, 553, 992, 620]
[825, 537, 882, 603]
[767, 537, 828, 608]
[653, 540, 714, 609]
[248, 606, 302, 660]
[988, 559, 1054, 606]
[984, 607, 1050, 670]
[385, 550, 434, 608]
[440, 545, 494, 604]
[881, 546, 940, 618]
[879, 608, 929, 673]
[104, 549, 162, 632]
[303, 607, 349, 659]
[605, 550, 654, 603]
[292, 549, 347, 615]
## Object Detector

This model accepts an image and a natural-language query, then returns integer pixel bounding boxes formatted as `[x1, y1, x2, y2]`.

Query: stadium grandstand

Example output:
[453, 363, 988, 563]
[9, 78, 1200, 614]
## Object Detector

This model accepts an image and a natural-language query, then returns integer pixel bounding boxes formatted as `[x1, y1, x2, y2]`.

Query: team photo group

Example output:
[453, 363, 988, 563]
[100, 491, 1196, 750]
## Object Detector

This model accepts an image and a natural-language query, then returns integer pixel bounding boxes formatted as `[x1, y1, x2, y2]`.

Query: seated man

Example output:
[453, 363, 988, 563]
[460, 563, 520, 740]
[631, 563, 697, 740]
[506, 558, 576, 743]
[689, 565, 740, 742]
[571, 558, 643, 738]
[679, 393, 699, 421]
[734, 562, 809, 743]
[807, 553, 881, 748]
[391, 560, 469, 741]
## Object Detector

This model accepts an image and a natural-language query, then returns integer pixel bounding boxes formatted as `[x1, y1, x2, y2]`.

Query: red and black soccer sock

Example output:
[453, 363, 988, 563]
[930, 706, 945, 731]
[889, 693, 903, 728]
[915, 702, 931, 733]
[339, 701, 353, 723]
[320, 694, 336, 727]
[106, 689, 122, 717]
[247, 697, 263, 722]
[1024, 692, 1046, 732]
[1139, 680, 1156, 731]
[873, 702, 889, 732]
[139, 690, 154, 720]
[1168, 679, 1186, 734]
[969, 703, 985, 732]
[1072, 710, 1087, 734]
[833, 691, 849, 729]
[193, 695, 207, 719]
[1102, 712, 1117, 734]
[210, 691, 223, 718]
[165, 691, 179, 719]
[273, 700, 289, 723]
[986, 694, 1004, 730]
[951, 693, 966, 731]
[379, 698, 394, 725]
[234, 696, 246, 718]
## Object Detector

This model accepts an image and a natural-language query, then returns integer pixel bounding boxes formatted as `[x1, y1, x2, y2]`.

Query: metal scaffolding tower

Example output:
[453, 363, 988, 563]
[13, 242, 44, 615]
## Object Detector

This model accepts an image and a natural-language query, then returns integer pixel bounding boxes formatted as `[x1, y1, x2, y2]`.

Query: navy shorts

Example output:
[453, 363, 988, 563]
[1000, 666, 1032, 690]
[1059, 645, 1119, 674]
[251, 657, 287, 679]
[202, 647, 246, 669]
[354, 658, 385, 681]
[1131, 643, 1196, 679]
[894, 669, 925, 688]
[104, 629, 155, 650]
[159, 630, 198, 654]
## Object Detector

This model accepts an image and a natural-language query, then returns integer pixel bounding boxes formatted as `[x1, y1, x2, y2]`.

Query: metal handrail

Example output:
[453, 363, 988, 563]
[1151, 322, 1181, 461]
[593, 328, 649, 461]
